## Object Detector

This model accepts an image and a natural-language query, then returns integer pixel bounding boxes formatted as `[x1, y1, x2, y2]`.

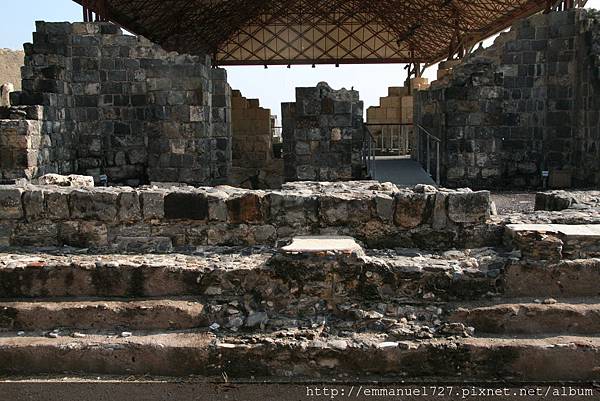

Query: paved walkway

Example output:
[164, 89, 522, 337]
[373, 157, 436, 187]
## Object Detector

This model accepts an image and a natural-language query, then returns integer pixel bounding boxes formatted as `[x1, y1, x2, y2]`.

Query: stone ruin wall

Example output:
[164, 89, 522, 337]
[282, 82, 366, 182]
[229, 90, 283, 188]
[415, 9, 600, 189]
[0, 22, 231, 186]
[0, 181, 493, 251]
[0, 49, 24, 91]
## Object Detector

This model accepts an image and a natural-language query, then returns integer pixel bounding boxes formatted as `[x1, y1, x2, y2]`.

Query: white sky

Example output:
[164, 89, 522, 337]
[2, 0, 600, 118]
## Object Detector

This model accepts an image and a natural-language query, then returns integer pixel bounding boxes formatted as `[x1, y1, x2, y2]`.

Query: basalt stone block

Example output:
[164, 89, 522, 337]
[59, 221, 108, 248]
[375, 194, 395, 222]
[0, 222, 13, 247]
[319, 195, 350, 225]
[432, 192, 449, 229]
[207, 191, 228, 222]
[141, 191, 165, 220]
[22, 189, 44, 222]
[164, 192, 209, 220]
[70, 189, 118, 222]
[113, 236, 173, 253]
[0, 187, 23, 219]
[44, 190, 70, 220]
[269, 192, 319, 226]
[227, 192, 266, 224]
[118, 191, 142, 222]
[12, 222, 59, 247]
[394, 193, 430, 229]
[447, 191, 491, 224]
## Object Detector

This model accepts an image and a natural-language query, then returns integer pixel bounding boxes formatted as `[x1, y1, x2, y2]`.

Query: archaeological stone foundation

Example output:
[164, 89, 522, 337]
[3, 8, 600, 385]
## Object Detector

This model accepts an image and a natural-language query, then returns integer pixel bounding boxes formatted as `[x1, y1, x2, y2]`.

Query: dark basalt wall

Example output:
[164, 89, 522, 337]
[415, 9, 600, 189]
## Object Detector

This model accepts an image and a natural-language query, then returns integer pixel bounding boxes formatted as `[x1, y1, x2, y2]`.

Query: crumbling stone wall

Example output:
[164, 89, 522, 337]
[0, 107, 44, 181]
[2, 22, 231, 185]
[282, 82, 365, 182]
[230, 90, 283, 188]
[0, 181, 493, 250]
[415, 9, 600, 189]
[0, 49, 23, 90]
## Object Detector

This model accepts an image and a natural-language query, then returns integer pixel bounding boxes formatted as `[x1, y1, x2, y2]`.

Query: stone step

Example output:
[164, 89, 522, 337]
[0, 332, 599, 381]
[0, 248, 507, 301]
[3, 294, 599, 337]
[448, 298, 600, 335]
[505, 223, 600, 261]
[504, 258, 600, 298]
[0, 298, 208, 331]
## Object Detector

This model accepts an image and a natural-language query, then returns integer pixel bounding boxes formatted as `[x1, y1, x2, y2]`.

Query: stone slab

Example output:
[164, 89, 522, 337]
[507, 224, 600, 238]
[281, 236, 362, 254]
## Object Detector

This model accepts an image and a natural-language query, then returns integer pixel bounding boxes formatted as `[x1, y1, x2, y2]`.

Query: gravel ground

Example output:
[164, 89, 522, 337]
[491, 192, 536, 214]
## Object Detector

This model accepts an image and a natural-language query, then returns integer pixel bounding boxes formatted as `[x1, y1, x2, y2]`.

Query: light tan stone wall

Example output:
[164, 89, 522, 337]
[0, 49, 24, 90]
[230, 89, 283, 188]
[366, 80, 429, 155]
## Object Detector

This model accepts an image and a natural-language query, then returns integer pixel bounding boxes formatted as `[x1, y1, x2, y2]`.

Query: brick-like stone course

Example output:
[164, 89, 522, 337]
[0, 181, 492, 250]
[282, 82, 366, 182]
[0, 49, 24, 91]
[415, 9, 600, 189]
[1, 22, 231, 186]
[229, 89, 283, 188]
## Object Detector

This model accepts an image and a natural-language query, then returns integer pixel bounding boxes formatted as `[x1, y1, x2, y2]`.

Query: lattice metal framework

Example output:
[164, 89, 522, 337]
[75, 0, 568, 66]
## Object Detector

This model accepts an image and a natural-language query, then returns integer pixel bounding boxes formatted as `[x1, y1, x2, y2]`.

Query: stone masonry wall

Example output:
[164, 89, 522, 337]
[0, 181, 493, 251]
[282, 82, 365, 182]
[0, 49, 24, 90]
[0, 107, 44, 181]
[415, 9, 600, 189]
[229, 89, 283, 189]
[367, 86, 414, 156]
[2, 22, 231, 186]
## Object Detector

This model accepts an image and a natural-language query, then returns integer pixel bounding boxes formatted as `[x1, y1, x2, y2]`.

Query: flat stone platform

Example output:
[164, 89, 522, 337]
[506, 223, 600, 236]
[281, 236, 363, 254]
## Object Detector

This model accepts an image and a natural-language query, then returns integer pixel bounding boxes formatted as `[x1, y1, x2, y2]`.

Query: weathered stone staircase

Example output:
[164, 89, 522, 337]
[0, 183, 600, 382]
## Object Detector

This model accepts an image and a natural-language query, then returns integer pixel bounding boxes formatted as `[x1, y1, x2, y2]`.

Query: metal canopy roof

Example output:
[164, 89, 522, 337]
[75, 0, 558, 66]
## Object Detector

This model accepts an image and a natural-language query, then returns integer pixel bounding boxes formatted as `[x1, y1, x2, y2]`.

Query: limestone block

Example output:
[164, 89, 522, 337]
[447, 191, 490, 224]
[35, 173, 94, 187]
[0, 187, 23, 219]
[388, 87, 409, 97]
[394, 192, 429, 229]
